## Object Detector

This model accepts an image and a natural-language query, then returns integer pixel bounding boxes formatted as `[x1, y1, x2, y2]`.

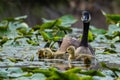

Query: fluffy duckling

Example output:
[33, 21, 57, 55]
[67, 46, 95, 64]
[66, 46, 75, 62]
[43, 48, 54, 58]
[37, 48, 45, 59]
[37, 48, 66, 59]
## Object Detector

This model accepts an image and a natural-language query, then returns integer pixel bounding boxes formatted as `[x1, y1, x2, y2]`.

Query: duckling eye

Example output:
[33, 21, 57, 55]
[67, 48, 70, 50]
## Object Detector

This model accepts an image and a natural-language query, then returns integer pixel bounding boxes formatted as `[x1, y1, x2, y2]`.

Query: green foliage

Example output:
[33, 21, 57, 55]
[0, 14, 120, 80]
[105, 14, 120, 24]
[20, 67, 107, 80]
[0, 15, 77, 47]
[33, 15, 76, 47]
[90, 24, 120, 54]
[101, 62, 120, 77]
[79, 70, 105, 77]
[103, 48, 117, 54]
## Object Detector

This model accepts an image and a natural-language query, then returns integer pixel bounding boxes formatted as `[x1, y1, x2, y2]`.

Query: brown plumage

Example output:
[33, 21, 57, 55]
[60, 11, 95, 63]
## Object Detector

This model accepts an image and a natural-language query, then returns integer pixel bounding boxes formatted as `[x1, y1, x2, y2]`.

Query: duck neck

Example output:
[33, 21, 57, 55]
[80, 22, 89, 47]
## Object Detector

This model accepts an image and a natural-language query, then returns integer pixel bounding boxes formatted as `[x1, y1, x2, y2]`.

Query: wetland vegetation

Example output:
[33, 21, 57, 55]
[0, 14, 120, 80]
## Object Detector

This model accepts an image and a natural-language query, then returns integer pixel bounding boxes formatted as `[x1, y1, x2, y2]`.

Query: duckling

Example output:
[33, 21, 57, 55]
[37, 48, 45, 59]
[67, 46, 95, 64]
[37, 48, 66, 59]
[43, 48, 54, 59]
[66, 46, 75, 62]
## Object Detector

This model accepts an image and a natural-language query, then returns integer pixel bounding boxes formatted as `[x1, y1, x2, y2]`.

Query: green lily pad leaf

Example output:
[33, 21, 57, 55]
[100, 62, 120, 77]
[55, 31, 65, 37]
[15, 77, 30, 80]
[90, 26, 106, 35]
[0, 36, 9, 47]
[31, 73, 46, 80]
[60, 15, 77, 27]
[105, 24, 120, 39]
[80, 76, 93, 80]
[65, 68, 81, 73]
[65, 73, 80, 80]
[116, 77, 120, 80]
[95, 34, 107, 42]
[105, 14, 120, 23]
[32, 69, 52, 77]
[100, 62, 107, 68]
[7, 68, 23, 73]
[40, 31, 52, 41]
[0, 69, 8, 78]
[26, 39, 39, 46]
[53, 37, 62, 42]
[103, 48, 117, 54]
[110, 43, 116, 49]
[88, 31, 94, 42]
[40, 19, 62, 30]
[4, 15, 27, 22]
[57, 26, 72, 33]
[80, 70, 105, 77]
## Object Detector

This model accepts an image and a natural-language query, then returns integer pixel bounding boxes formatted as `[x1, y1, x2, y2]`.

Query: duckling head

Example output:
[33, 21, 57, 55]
[66, 46, 75, 55]
[37, 48, 45, 59]
[81, 10, 91, 23]
[43, 48, 53, 58]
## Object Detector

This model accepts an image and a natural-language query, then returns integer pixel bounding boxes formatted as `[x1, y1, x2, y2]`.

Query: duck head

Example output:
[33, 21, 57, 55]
[81, 11, 91, 23]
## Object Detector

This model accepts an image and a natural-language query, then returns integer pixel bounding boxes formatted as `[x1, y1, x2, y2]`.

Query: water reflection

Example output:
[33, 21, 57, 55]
[39, 59, 99, 71]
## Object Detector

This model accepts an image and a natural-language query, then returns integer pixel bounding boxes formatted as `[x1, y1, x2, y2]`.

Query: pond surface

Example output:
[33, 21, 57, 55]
[0, 28, 120, 80]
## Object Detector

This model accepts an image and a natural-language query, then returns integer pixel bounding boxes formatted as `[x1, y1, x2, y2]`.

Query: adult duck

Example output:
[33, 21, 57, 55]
[58, 10, 94, 55]
[75, 10, 95, 60]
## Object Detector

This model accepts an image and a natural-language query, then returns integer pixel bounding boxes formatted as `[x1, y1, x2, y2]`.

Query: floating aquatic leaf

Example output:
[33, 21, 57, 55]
[88, 31, 94, 42]
[60, 15, 77, 27]
[103, 48, 117, 54]
[105, 14, 120, 24]
[7, 57, 23, 63]
[100, 62, 120, 77]
[90, 26, 106, 35]
[65, 68, 81, 73]
[110, 43, 116, 49]
[79, 70, 105, 77]
[116, 77, 120, 80]
[0, 36, 9, 47]
[40, 19, 62, 30]
[40, 31, 52, 41]
[79, 76, 93, 80]
[31, 73, 46, 80]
